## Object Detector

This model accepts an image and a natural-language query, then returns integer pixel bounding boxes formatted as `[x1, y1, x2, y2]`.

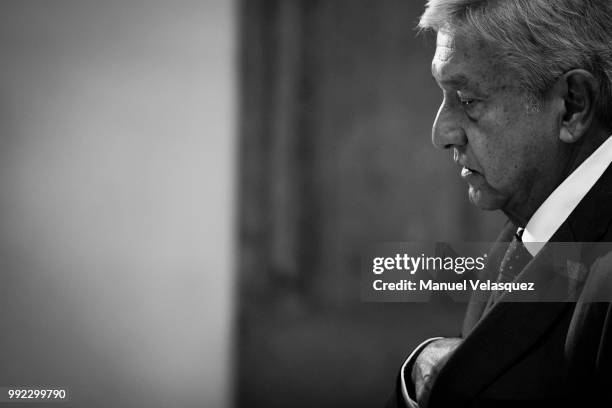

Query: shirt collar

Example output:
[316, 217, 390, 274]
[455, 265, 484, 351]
[522, 135, 612, 256]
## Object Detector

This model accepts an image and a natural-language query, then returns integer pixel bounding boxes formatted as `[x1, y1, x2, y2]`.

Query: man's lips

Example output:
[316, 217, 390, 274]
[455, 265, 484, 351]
[453, 151, 481, 176]
[460, 166, 485, 186]
[456, 160, 481, 175]
[461, 167, 478, 177]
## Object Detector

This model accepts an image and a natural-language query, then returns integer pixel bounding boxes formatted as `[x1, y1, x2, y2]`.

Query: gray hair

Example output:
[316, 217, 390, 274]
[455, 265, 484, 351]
[419, 0, 612, 127]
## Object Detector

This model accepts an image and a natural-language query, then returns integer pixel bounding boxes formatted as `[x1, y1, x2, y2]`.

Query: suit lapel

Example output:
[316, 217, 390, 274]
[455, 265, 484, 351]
[429, 242, 574, 407]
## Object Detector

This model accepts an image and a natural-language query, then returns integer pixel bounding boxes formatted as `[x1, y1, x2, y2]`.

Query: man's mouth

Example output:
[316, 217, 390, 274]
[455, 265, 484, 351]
[461, 166, 478, 174]
[454, 151, 481, 177]
[461, 166, 481, 179]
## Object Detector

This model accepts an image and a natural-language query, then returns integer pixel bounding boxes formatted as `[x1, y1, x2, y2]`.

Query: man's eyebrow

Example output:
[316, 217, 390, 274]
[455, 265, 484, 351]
[433, 73, 471, 89]
[431, 71, 486, 95]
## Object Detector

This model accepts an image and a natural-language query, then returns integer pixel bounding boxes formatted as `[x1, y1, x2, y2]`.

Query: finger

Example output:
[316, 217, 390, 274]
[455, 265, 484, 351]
[418, 375, 434, 407]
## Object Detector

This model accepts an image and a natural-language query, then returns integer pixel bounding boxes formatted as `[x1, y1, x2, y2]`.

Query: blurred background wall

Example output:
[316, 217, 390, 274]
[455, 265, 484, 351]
[237, 1, 503, 407]
[0, 1, 234, 407]
[0, 1, 505, 407]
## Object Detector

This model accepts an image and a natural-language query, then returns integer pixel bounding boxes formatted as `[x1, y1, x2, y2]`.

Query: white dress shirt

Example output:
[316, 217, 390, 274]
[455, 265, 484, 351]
[522, 135, 612, 256]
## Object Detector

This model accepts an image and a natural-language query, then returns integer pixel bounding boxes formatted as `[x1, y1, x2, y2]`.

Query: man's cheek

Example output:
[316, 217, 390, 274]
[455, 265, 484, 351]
[481, 167, 510, 192]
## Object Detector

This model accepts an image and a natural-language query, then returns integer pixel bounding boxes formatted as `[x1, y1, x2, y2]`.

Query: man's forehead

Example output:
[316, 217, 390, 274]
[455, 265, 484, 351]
[434, 30, 455, 62]
[431, 29, 494, 94]
[432, 30, 465, 86]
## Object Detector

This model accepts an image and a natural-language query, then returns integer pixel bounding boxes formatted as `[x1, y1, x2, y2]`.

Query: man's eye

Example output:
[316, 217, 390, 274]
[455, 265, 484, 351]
[457, 93, 476, 106]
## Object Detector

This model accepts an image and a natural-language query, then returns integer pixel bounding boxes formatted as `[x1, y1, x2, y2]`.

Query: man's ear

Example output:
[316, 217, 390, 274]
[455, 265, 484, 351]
[554, 69, 598, 143]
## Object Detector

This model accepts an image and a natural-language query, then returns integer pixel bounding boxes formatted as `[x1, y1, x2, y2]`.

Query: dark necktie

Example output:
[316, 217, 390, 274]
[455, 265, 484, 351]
[491, 230, 533, 303]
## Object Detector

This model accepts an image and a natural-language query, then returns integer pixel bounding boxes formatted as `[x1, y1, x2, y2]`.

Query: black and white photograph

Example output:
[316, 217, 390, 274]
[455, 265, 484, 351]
[1, 1, 612, 407]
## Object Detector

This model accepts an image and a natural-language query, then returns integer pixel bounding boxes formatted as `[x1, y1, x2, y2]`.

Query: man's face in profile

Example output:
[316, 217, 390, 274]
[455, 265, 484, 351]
[431, 29, 569, 218]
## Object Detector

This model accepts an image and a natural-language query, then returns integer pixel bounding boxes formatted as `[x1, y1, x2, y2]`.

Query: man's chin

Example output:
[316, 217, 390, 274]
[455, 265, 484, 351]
[468, 186, 504, 211]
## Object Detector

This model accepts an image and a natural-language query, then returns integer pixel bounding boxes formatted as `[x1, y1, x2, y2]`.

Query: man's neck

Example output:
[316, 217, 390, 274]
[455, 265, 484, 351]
[562, 127, 610, 178]
[503, 125, 611, 228]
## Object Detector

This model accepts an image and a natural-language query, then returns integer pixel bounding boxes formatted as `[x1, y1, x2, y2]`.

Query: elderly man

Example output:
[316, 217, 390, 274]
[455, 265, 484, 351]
[387, 1, 612, 407]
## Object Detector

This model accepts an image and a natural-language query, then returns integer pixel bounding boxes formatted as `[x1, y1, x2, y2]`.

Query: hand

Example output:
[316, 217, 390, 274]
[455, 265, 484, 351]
[411, 337, 462, 407]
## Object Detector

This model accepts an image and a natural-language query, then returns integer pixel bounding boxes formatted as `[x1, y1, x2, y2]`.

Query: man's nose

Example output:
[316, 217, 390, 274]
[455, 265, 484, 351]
[431, 100, 467, 149]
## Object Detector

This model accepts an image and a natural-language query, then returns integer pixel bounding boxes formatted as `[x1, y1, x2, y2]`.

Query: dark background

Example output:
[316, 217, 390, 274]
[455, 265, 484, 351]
[237, 1, 503, 407]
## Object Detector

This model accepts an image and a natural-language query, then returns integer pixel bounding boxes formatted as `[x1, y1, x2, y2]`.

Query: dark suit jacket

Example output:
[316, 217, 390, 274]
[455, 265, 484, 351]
[388, 165, 612, 408]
